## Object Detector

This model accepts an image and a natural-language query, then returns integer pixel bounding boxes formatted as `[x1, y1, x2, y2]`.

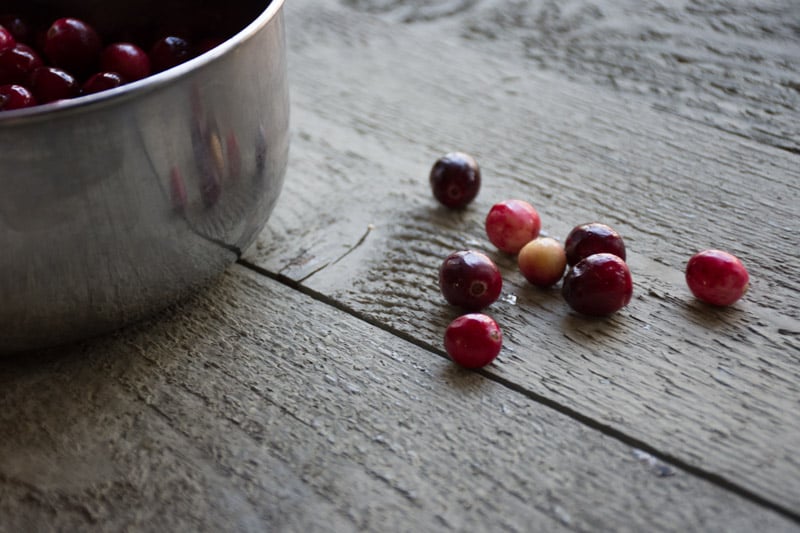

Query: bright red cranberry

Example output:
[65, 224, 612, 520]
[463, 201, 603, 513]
[0, 24, 15, 53]
[29, 66, 79, 103]
[43, 18, 102, 74]
[101, 42, 151, 82]
[0, 83, 36, 110]
[439, 250, 503, 311]
[149, 36, 192, 73]
[518, 237, 567, 288]
[444, 313, 503, 369]
[0, 43, 43, 85]
[0, 16, 31, 43]
[564, 222, 626, 266]
[429, 152, 481, 209]
[82, 71, 124, 95]
[485, 199, 542, 254]
[686, 249, 749, 306]
[562, 253, 633, 316]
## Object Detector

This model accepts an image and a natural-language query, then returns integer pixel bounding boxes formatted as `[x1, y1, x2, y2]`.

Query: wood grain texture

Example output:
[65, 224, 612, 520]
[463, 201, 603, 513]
[247, 0, 800, 514]
[1, 266, 797, 532]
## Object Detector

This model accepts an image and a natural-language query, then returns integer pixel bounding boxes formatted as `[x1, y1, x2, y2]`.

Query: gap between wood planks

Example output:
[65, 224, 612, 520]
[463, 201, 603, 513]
[237, 256, 800, 525]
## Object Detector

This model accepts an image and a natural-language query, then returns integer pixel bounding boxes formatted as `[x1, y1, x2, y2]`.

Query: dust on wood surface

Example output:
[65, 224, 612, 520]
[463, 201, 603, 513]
[247, 0, 800, 516]
[1, 267, 797, 532]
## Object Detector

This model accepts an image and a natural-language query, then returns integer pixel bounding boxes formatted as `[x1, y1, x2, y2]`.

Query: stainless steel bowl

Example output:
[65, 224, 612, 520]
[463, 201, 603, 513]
[0, 0, 289, 353]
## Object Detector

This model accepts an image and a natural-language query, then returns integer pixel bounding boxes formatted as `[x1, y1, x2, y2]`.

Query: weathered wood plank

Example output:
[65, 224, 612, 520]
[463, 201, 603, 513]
[1, 266, 797, 532]
[246, 0, 800, 513]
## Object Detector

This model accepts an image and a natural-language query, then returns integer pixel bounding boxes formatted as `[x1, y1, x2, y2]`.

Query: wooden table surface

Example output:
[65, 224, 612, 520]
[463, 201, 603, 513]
[2, 0, 799, 531]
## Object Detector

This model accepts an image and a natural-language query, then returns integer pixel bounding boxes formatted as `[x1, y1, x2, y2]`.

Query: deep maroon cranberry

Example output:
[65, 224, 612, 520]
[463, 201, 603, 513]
[562, 253, 633, 316]
[564, 222, 626, 266]
[439, 250, 503, 311]
[29, 66, 79, 103]
[429, 152, 481, 209]
[82, 71, 124, 95]
[0, 16, 31, 43]
[0, 83, 36, 110]
[485, 199, 542, 254]
[43, 18, 102, 74]
[0, 44, 43, 85]
[149, 36, 192, 73]
[101, 42, 151, 82]
[444, 313, 503, 369]
[0, 24, 15, 53]
[686, 249, 749, 306]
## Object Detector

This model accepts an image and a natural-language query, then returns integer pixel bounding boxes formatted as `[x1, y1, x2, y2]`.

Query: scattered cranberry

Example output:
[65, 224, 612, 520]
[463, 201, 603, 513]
[444, 313, 503, 369]
[0, 83, 36, 110]
[439, 250, 502, 311]
[82, 71, 125, 94]
[149, 36, 192, 73]
[562, 253, 633, 316]
[685, 249, 749, 306]
[485, 199, 542, 254]
[564, 222, 626, 266]
[0, 24, 15, 53]
[29, 66, 79, 103]
[518, 237, 567, 288]
[101, 42, 151, 81]
[429, 152, 481, 209]
[43, 18, 101, 74]
[0, 43, 43, 85]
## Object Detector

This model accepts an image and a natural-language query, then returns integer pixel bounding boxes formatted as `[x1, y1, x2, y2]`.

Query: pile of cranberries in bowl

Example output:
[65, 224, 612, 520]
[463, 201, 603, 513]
[430, 151, 750, 369]
[0, 13, 226, 111]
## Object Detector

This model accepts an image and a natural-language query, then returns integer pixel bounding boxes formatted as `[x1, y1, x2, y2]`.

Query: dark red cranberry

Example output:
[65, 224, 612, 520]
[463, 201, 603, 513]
[43, 18, 102, 74]
[101, 42, 151, 82]
[0, 44, 43, 85]
[444, 313, 503, 369]
[564, 222, 626, 266]
[149, 36, 192, 73]
[0, 24, 15, 53]
[686, 249, 749, 306]
[82, 71, 124, 95]
[0, 15, 31, 43]
[195, 37, 225, 55]
[29, 66, 79, 103]
[562, 253, 633, 316]
[429, 152, 481, 209]
[439, 250, 503, 311]
[485, 199, 542, 254]
[0, 83, 36, 110]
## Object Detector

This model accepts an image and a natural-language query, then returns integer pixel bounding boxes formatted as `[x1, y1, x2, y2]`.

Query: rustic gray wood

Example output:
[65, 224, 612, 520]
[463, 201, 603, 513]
[1, 266, 797, 532]
[247, 0, 800, 515]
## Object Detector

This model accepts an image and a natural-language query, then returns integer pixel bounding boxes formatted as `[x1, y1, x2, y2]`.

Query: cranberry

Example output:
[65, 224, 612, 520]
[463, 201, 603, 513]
[29, 66, 79, 103]
[685, 249, 749, 306]
[196, 37, 225, 55]
[0, 44, 43, 85]
[439, 250, 503, 311]
[429, 152, 481, 209]
[82, 71, 124, 95]
[43, 18, 102, 74]
[485, 199, 542, 254]
[149, 36, 192, 73]
[564, 222, 626, 266]
[0, 24, 15, 53]
[101, 42, 151, 82]
[0, 83, 36, 110]
[0, 16, 31, 43]
[444, 313, 503, 369]
[518, 237, 567, 288]
[562, 253, 633, 316]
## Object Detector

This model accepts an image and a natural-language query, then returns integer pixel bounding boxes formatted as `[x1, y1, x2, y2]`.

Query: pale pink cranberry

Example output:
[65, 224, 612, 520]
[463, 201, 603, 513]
[439, 250, 503, 311]
[564, 222, 626, 266]
[444, 313, 503, 369]
[685, 250, 749, 306]
[485, 199, 542, 254]
[562, 253, 633, 316]
[29, 66, 79, 103]
[518, 237, 567, 288]
[43, 18, 102, 74]
[149, 36, 192, 73]
[429, 152, 481, 209]
[82, 71, 124, 94]
[0, 43, 43, 85]
[0, 83, 36, 110]
[0, 24, 15, 53]
[101, 42, 151, 81]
